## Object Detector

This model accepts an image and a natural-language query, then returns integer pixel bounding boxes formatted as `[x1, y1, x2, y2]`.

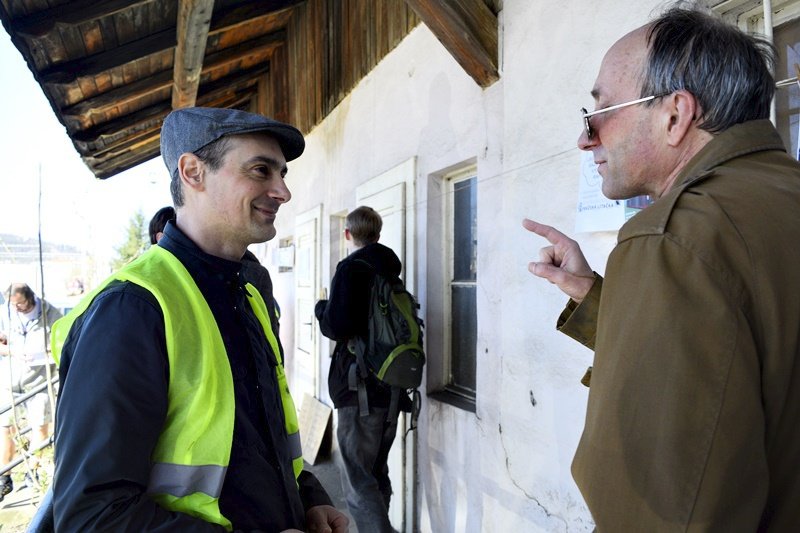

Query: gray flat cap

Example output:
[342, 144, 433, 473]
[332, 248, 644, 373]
[160, 107, 305, 177]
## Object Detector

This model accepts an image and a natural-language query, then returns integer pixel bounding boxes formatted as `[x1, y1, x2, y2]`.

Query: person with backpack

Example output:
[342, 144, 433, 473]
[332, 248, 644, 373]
[315, 206, 413, 533]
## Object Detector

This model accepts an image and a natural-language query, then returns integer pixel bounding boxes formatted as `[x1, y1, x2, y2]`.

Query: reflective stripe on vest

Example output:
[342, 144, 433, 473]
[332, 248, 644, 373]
[148, 463, 227, 498]
[51, 245, 302, 530]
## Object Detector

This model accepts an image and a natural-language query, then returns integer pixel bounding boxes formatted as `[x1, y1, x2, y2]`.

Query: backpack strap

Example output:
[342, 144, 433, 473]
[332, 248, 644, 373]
[387, 387, 401, 427]
[348, 337, 372, 417]
[349, 337, 370, 383]
[347, 358, 370, 418]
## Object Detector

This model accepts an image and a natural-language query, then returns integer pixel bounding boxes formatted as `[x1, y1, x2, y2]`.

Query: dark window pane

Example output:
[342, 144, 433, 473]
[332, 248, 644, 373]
[453, 177, 477, 281]
[450, 284, 477, 393]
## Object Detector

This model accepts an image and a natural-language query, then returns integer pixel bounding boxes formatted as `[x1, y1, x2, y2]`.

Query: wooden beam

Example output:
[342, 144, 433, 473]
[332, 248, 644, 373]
[92, 141, 162, 180]
[62, 70, 173, 126]
[75, 66, 266, 150]
[202, 30, 284, 74]
[172, 0, 215, 109]
[404, 0, 498, 87]
[39, 1, 292, 86]
[93, 130, 163, 162]
[211, 0, 302, 33]
[62, 31, 284, 125]
[90, 121, 165, 159]
[74, 102, 172, 146]
[40, 28, 175, 84]
[10, 0, 154, 38]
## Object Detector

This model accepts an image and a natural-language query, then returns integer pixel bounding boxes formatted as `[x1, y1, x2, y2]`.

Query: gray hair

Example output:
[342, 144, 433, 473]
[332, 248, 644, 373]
[169, 135, 233, 207]
[640, 6, 776, 134]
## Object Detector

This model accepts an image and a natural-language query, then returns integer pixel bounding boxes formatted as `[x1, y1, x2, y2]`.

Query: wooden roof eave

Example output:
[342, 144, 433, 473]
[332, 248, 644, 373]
[404, 0, 499, 87]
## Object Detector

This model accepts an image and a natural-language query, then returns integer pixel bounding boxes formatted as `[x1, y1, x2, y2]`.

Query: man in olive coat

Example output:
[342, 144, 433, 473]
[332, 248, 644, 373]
[525, 6, 800, 531]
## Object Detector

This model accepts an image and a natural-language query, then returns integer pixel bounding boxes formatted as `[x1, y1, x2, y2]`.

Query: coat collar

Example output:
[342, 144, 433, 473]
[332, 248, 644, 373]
[618, 120, 786, 241]
[674, 119, 786, 189]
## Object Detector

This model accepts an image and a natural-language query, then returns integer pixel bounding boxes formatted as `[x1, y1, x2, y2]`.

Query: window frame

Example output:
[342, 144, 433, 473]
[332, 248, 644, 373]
[427, 165, 478, 411]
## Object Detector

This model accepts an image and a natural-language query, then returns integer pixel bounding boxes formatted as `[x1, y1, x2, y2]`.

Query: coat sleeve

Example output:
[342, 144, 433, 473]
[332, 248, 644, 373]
[297, 470, 334, 511]
[555, 273, 603, 350]
[572, 233, 767, 530]
[53, 284, 226, 532]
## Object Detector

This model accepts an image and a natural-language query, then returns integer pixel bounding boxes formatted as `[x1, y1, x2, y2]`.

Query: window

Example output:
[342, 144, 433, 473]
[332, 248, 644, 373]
[446, 173, 478, 400]
[426, 162, 479, 411]
[711, 1, 800, 158]
[774, 19, 800, 159]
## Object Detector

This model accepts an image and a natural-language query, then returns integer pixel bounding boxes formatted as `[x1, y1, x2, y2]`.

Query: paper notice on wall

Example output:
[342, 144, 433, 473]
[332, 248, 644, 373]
[575, 151, 625, 232]
[575, 151, 654, 232]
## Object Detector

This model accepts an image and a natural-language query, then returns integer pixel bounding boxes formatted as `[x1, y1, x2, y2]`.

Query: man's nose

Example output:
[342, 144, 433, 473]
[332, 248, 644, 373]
[578, 127, 592, 151]
[270, 177, 292, 204]
[577, 126, 599, 151]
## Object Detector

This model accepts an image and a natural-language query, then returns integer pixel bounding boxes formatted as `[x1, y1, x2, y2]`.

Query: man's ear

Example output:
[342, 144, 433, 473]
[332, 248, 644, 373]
[664, 90, 699, 147]
[178, 153, 205, 192]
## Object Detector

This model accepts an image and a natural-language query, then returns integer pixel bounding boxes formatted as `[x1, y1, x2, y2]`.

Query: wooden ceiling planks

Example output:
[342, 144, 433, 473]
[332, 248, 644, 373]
[286, 0, 421, 134]
[10, 0, 153, 39]
[0, 0, 498, 180]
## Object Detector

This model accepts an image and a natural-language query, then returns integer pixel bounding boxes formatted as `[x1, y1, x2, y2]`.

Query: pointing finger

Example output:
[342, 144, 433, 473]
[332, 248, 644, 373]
[522, 218, 567, 246]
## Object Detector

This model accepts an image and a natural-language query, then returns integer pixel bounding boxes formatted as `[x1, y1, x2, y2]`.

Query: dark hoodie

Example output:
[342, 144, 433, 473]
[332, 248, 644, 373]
[315, 242, 411, 410]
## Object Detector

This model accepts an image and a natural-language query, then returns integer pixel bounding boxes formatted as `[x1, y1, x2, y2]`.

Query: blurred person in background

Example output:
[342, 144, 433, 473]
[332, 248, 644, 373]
[1, 283, 61, 500]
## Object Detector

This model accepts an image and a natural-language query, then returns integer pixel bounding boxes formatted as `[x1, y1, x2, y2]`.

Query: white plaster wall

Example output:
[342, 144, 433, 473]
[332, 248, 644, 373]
[257, 0, 669, 530]
[487, 1, 667, 530]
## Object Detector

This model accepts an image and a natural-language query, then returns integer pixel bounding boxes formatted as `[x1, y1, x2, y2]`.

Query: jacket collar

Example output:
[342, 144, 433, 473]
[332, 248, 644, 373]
[673, 119, 786, 189]
[159, 221, 243, 283]
[618, 120, 786, 240]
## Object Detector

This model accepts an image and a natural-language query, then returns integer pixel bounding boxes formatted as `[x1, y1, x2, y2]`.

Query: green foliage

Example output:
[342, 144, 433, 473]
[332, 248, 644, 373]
[112, 210, 148, 269]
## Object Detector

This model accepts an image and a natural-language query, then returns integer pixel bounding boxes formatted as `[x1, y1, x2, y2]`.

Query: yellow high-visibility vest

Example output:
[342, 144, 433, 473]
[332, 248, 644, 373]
[52, 246, 302, 531]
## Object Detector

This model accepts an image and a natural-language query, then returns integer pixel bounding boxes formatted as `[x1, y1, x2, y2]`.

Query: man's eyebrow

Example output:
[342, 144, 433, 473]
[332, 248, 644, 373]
[245, 156, 288, 176]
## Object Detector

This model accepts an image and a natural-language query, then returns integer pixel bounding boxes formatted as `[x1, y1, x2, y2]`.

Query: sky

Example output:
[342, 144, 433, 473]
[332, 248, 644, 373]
[0, 29, 172, 262]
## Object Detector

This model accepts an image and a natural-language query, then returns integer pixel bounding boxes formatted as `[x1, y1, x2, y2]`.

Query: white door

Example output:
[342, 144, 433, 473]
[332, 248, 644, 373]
[356, 158, 416, 532]
[319, 211, 349, 408]
[361, 183, 405, 261]
[293, 205, 321, 401]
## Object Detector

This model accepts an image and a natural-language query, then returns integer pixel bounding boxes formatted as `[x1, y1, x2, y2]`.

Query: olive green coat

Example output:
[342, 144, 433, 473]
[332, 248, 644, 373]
[559, 120, 800, 532]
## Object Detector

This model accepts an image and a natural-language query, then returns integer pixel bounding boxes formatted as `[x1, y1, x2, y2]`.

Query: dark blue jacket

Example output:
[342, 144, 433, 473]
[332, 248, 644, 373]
[54, 222, 330, 532]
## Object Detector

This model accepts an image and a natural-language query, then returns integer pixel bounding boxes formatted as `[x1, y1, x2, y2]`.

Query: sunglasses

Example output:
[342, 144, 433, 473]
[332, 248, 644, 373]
[581, 94, 666, 140]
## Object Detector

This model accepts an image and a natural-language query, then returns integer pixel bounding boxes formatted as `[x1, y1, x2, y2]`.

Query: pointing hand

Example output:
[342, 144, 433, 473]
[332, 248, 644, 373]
[523, 218, 595, 302]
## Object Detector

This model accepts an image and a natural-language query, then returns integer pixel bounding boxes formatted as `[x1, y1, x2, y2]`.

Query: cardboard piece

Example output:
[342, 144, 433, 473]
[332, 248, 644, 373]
[298, 393, 333, 465]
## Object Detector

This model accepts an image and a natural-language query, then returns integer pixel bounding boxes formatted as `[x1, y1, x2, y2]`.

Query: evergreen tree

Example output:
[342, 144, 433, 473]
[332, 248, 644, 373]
[112, 210, 148, 269]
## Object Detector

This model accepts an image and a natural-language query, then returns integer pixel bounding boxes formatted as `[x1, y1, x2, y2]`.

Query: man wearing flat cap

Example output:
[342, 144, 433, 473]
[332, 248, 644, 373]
[51, 107, 349, 532]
